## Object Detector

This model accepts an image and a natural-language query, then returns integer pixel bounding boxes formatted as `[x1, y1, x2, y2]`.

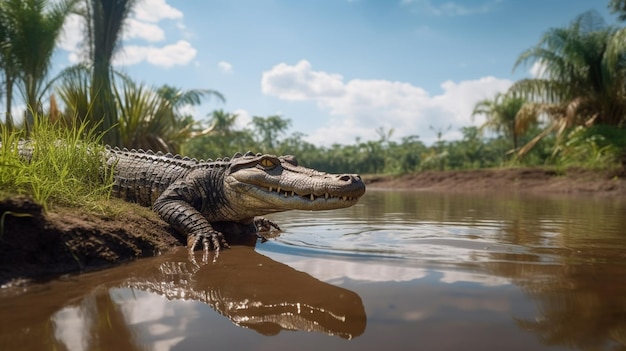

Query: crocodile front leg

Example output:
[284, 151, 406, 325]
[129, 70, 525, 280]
[153, 187, 229, 252]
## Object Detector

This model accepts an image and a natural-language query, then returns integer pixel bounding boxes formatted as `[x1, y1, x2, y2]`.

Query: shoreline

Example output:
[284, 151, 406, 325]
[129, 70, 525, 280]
[1, 166, 625, 285]
[364, 167, 626, 196]
[0, 197, 183, 286]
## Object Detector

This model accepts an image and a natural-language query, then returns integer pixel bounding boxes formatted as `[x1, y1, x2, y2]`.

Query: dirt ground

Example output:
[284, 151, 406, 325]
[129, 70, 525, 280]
[1, 166, 624, 285]
[0, 197, 183, 285]
[365, 167, 626, 196]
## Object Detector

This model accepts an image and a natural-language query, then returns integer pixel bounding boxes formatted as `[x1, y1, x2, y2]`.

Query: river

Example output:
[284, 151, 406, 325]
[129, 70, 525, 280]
[1, 190, 625, 351]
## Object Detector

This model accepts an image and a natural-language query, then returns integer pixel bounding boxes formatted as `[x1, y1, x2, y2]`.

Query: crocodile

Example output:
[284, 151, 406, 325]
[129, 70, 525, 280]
[104, 146, 366, 252]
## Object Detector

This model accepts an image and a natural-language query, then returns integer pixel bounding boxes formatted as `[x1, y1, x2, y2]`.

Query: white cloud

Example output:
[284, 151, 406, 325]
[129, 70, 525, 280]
[260, 249, 427, 283]
[58, 14, 83, 52]
[133, 0, 183, 23]
[123, 18, 165, 42]
[115, 40, 197, 68]
[217, 61, 233, 73]
[58, 14, 87, 63]
[58, 0, 195, 68]
[262, 60, 512, 145]
[262, 60, 345, 101]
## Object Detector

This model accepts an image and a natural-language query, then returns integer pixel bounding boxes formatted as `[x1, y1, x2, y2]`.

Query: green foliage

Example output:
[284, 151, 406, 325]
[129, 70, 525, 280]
[472, 93, 529, 150]
[115, 80, 181, 152]
[0, 116, 112, 210]
[56, 63, 93, 125]
[156, 85, 225, 114]
[55, 68, 217, 153]
[251, 115, 291, 150]
[553, 125, 625, 169]
[511, 10, 626, 158]
[184, 114, 531, 174]
[0, 0, 77, 129]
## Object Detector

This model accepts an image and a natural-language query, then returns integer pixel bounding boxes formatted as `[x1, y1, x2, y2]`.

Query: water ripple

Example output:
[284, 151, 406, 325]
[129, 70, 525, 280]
[265, 191, 626, 268]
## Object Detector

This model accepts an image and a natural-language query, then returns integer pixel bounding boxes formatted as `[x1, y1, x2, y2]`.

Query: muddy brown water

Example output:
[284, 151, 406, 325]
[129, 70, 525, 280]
[1, 190, 626, 351]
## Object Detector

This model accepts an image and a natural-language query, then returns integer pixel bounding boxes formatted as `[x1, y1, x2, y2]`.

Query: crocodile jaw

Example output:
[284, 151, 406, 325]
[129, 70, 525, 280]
[224, 170, 366, 215]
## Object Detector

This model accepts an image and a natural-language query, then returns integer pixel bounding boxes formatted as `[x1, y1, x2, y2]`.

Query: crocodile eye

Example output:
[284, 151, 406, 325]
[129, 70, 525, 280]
[259, 158, 277, 168]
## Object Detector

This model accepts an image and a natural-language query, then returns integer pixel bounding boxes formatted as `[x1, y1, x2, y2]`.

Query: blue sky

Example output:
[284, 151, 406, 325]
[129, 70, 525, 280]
[55, 0, 617, 146]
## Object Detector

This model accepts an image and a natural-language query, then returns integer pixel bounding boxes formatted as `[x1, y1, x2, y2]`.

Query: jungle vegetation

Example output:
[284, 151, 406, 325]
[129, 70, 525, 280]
[0, 0, 625, 176]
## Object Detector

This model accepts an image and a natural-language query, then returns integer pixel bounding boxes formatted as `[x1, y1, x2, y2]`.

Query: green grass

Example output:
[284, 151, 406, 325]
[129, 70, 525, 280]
[0, 116, 113, 211]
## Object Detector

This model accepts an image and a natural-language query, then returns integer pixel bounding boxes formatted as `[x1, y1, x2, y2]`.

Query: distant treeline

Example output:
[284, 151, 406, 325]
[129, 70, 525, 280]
[183, 113, 626, 174]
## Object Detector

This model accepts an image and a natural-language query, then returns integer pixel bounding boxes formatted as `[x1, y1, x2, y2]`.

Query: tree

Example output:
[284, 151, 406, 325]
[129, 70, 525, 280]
[0, 0, 77, 130]
[85, 0, 137, 146]
[0, 5, 18, 130]
[510, 10, 626, 156]
[156, 85, 225, 116]
[205, 109, 238, 135]
[114, 79, 181, 152]
[156, 85, 226, 139]
[472, 92, 528, 150]
[251, 115, 291, 151]
[55, 63, 92, 126]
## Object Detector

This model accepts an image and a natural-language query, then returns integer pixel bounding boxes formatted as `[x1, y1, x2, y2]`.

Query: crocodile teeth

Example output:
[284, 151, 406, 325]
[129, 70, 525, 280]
[325, 193, 329, 199]
[291, 191, 295, 196]
[277, 187, 281, 193]
[310, 194, 315, 201]
[269, 186, 273, 192]
[342, 196, 348, 201]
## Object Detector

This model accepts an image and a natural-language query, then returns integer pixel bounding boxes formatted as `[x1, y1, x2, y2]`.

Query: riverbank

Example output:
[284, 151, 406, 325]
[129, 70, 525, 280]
[0, 196, 183, 285]
[365, 167, 626, 196]
[1, 166, 624, 285]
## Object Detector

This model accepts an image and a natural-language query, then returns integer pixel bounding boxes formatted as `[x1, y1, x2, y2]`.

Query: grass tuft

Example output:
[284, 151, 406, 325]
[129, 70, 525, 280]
[0, 116, 113, 211]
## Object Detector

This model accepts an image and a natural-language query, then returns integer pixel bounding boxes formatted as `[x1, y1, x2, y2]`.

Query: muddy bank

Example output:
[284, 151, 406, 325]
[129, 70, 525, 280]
[0, 197, 183, 285]
[365, 167, 626, 196]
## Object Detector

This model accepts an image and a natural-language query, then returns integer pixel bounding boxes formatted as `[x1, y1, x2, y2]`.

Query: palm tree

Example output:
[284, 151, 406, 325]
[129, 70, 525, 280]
[55, 67, 226, 151]
[156, 85, 225, 115]
[206, 109, 238, 135]
[85, 0, 137, 146]
[0, 6, 18, 130]
[0, 0, 77, 130]
[55, 63, 93, 126]
[114, 80, 178, 152]
[156, 85, 225, 138]
[115, 79, 228, 153]
[510, 10, 626, 155]
[471, 92, 528, 150]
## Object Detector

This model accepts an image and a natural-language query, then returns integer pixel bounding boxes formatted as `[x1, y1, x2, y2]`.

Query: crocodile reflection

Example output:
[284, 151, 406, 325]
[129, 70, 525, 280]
[0, 241, 366, 351]
[123, 243, 367, 339]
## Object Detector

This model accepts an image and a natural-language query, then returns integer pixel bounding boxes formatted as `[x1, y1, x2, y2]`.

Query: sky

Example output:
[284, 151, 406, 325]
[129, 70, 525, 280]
[54, 0, 617, 146]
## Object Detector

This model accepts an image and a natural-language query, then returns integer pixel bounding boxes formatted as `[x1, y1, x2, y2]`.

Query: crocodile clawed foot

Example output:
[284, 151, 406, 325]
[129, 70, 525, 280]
[254, 217, 282, 232]
[187, 230, 230, 254]
[253, 217, 282, 242]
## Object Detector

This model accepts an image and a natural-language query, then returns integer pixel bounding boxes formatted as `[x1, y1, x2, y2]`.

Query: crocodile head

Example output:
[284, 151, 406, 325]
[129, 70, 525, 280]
[223, 153, 366, 217]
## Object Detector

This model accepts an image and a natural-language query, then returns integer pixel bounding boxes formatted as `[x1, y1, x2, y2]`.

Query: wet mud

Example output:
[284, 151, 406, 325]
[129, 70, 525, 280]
[0, 196, 183, 285]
